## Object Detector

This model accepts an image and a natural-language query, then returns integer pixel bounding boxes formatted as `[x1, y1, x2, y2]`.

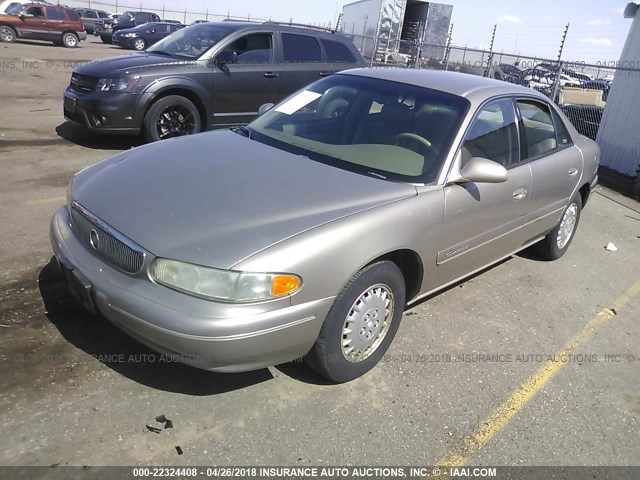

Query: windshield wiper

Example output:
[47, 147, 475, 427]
[232, 126, 252, 139]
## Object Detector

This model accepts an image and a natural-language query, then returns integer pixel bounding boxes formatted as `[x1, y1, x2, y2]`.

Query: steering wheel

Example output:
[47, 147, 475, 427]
[394, 132, 432, 155]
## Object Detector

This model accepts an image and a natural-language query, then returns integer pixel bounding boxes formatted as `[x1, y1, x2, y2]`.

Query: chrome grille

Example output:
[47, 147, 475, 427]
[71, 204, 145, 274]
[70, 73, 97, 93]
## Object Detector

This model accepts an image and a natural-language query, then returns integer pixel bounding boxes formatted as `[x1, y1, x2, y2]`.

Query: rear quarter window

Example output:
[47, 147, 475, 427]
[321, 39, 357, 63]
[67, 9, 81, 21]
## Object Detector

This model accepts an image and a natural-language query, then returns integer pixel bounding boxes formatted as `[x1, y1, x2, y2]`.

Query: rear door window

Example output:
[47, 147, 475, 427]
[46, 7, 67, 21]
[282, 33, 321, 63]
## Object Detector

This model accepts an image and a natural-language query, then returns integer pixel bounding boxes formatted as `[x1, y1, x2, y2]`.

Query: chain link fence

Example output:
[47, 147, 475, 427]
[343, 32, 640, 195]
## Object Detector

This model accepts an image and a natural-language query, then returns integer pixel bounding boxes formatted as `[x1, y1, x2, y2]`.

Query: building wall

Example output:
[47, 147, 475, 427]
[596, 3, 640, 177]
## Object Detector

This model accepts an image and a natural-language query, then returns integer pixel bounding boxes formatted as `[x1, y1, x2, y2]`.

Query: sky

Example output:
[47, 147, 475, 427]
[89, 0, 634, 63]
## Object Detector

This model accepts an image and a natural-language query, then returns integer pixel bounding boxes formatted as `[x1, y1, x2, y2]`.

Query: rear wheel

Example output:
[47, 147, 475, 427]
[143, 95, 202, 142]
[305, 261, 405, 383]
[0, 25, 16, 43]
[100, 34, 112, 44]
[62, 32, 78, 48]
[534, 192, 582, 260]
[133, 38, 146, 51]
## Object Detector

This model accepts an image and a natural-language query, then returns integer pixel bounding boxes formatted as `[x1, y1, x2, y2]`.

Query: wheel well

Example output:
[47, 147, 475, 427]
[579, 183, 591, 208]
[62, 30, 78, 37]
[146, 89, 207, 128]
[372, 249, 423, 302]
[0, 23, 16, 32]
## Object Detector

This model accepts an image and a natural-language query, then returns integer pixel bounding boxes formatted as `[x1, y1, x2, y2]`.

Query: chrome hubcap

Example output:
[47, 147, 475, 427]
[65, 36, 76, 46]
[341, 284, 394, 363]
[557, 202, 578, 249]
[134, 39, 145, 50]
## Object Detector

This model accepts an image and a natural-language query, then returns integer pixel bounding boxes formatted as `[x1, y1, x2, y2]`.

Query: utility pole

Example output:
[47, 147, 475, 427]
[484, 24, 497, 77]
[551, 23, 570, 104]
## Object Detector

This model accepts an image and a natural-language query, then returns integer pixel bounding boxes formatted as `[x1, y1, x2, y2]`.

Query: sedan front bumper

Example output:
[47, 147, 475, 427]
[49, 206, 332, 372]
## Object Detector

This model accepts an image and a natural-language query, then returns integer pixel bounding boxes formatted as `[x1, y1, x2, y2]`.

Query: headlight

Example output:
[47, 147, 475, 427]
[149, 258, 302, 303]
[96, 75, 140, 92]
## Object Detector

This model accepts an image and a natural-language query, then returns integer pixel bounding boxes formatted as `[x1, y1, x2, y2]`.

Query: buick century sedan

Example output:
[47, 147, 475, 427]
[50, 69, 599, 382]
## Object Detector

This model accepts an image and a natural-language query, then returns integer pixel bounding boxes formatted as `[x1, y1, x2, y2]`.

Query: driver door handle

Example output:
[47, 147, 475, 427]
[512, 188, 528, 200]
[264, 72, 279, 78]
[568, 167, 578, 176]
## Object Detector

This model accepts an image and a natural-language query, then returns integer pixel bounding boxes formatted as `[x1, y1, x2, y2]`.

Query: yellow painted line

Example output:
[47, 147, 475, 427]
[23, 196, 65, 206]
[437, 281, 640, 468]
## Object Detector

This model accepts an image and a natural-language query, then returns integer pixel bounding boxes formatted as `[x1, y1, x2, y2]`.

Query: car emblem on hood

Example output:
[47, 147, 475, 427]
[89, 229, 100, 250]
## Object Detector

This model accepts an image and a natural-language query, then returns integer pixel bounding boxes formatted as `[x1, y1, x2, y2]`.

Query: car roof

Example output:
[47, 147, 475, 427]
[338, 68, 546, 101]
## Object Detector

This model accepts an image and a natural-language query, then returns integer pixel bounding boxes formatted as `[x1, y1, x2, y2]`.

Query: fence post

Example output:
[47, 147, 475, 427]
[551, 61, 564, 104]
[162, 5, 165, 19]
[183, 7, 186, 24]
[206, 9, 208, 21]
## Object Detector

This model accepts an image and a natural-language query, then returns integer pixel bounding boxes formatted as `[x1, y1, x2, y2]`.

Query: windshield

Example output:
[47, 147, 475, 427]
[146, 24, 233, 60]
[5, 3, 24, 14]
[248, 74, 469, 183]
[119, 10, 136, 21]
[130, 22, 157, 30]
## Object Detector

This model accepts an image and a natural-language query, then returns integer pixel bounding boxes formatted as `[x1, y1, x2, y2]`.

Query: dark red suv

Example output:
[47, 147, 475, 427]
[0, 3, 87, 47]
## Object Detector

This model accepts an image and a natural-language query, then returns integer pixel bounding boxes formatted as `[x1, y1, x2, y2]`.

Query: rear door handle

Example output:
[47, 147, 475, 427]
[568, 167, 578, 176]
[319, 71, 332, 77]
[264, 72, 279, 78]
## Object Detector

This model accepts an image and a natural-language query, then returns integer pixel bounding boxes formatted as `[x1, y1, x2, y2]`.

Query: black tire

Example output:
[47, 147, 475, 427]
[305, 261, 406, 383]
[534, 192, 582, 260]
[143, 95, 202, 142]
[100, 35, 112, 44]
[62, 32, 78, 48]
[133, 38, 146, 51]
[0, 25, 16, 43]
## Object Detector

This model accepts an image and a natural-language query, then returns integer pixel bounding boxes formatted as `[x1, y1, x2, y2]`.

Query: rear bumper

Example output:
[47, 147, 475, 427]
[49, 206, 332, 372]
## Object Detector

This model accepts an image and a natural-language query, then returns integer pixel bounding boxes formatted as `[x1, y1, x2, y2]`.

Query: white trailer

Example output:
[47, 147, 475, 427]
[340, 0, 453, 64]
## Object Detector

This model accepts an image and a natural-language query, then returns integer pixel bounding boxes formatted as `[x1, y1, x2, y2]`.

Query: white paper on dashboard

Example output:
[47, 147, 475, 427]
[275, 91, 322, 115]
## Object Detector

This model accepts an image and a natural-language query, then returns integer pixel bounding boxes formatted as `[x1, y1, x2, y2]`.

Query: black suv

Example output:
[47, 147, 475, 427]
[99, 10, 160, 43]
[63, 21, 366, 142]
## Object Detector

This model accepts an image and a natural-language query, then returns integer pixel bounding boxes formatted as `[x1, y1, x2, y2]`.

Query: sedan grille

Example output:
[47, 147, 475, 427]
[70, 73, 98, 93]
[71, 203, 145, 274]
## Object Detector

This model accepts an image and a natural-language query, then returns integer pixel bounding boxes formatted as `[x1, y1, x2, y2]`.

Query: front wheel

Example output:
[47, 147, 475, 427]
[305, 261, 406, 383]
[534, 192, 582, 260]
[133, 38, 146, 51]
[143, 95, 202, 142]
[100, 34, 112, 44]
[0, 25, 16, 43]
[62, 32, 78, 48]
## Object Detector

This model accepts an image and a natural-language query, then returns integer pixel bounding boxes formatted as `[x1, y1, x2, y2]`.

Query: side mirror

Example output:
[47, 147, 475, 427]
[213, 50, 238, 69]
[18, 13, 27, 19]
[451, 156, 508, 184]
[258, 103, 274, 116]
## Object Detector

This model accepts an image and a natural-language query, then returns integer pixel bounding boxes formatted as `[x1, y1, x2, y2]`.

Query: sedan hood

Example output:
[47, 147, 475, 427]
[74, 53, 188, 77]
[73, 131, 417, 268]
